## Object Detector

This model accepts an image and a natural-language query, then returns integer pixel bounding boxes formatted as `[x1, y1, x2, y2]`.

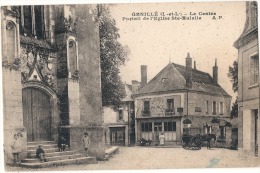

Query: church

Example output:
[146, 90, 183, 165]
[2, 5, 105, 165]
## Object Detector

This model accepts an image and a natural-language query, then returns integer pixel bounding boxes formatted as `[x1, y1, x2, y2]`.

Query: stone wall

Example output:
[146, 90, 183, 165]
[237, 32, 259, 156]
[135, 91, 231, 117]
[70, 5, 105, 159]
[68, 80, 80, 125]
[135, 93, 184, 118]
[184, 92, 231, 117]
[3, 69, 27, 164]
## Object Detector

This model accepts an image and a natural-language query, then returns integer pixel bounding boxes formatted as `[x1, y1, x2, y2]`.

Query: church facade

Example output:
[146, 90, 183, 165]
[2, 5, 105, 164]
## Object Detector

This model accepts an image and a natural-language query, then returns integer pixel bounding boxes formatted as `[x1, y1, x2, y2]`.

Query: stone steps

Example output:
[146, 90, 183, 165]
[27, 141, 55, 145]
[22, 153, 83, 163]
[27, 144, 58, 150]
[104, 146, 119, 160]
[27, 150, 77, 158]
[20, 157, 97, 168]
[20, 141, 97, 168]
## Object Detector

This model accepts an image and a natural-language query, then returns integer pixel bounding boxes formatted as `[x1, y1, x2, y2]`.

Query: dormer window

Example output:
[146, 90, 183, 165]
[162, 78, 167, 83]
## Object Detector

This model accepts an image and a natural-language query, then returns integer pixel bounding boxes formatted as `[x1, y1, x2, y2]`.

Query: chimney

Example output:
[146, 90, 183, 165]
[132, 80, 141, 94]
[194, 61, 197, 70]
[213, 58, 218, 85]
[141, 65, 147, 87]
[186, 53, 192, 88]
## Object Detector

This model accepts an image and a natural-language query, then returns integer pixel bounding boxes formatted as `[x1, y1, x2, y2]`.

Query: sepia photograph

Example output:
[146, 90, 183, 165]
[0, 0, 259, 172]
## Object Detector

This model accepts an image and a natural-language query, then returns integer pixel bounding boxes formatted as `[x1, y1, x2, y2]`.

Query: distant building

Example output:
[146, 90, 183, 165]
[2, 5, 104, 164]
[234, 1, 259, 157]
[103, 84, 135, 146]
[133, 54, 232, 147]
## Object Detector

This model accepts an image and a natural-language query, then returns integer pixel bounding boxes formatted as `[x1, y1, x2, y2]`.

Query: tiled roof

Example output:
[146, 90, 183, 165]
[137, 63, 186, 94]
[172, 63, 213, 84]
[136, 63, 230, 97]
[20, 35, 53, 50]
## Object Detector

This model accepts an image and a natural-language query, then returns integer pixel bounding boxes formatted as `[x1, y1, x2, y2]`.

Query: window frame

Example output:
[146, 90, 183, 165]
[118, 109, 123, 121]
[164, 122, 176, 132]
[143, 101, 150, 112]
[166, 99, 174, 110]
[5, 20, 17, 63]
[205, 100, 209, 114]
[219, 102, 224, 115]
[212, 101, 216, 115]
[141, 122, 152, 132]
[249, 53, 259, 87]
[195, 107, 202, 112]
[219, 126, 226, 140]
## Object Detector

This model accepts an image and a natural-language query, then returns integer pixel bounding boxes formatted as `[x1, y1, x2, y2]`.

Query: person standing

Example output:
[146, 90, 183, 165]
[155, 131, 159, 146]
[11, 134, 21, 165]
[82, 132, 90, 157]
[159, 133, 165, 146]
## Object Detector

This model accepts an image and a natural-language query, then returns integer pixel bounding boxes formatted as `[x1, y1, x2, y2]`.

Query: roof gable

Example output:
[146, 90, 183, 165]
[136, 62, 230, 97]
[137, 63, 186, 94]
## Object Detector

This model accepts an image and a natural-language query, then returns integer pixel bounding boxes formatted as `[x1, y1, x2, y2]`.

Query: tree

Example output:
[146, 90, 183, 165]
[97, 5, 129, 107]
[228, 60, 238, 92]
[227, 60, 238, 118]
[230, 98, 238, 119]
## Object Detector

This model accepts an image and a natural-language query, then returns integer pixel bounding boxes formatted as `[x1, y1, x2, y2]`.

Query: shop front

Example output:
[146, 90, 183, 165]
[136, 117, 182, 146]
[109, 126, 126, 146]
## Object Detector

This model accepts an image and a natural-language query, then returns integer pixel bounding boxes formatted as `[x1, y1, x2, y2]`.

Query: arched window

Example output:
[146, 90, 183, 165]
[6, 21, 16, 62]
[35, 5, 45, 38]
[68, 40, 77, 73]
[23, 6, 32, 35]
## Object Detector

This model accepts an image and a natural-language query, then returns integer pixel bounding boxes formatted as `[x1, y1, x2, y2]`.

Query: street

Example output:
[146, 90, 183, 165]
[5, 146, 259, 171]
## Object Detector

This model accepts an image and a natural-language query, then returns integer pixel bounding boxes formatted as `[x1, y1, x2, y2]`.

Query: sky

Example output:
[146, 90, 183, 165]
[109, 1, 246, 102]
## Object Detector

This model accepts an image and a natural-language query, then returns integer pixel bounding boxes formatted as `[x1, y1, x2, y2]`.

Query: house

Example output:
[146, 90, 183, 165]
[234, 1, 259, 157]
[103, 83, 135, 146]
[2, 5, 105, 165]
[133, 54, 232, 147]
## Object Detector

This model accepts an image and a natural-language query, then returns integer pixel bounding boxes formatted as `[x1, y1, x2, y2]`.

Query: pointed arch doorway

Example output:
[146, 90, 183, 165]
[22, 82, 59, 142]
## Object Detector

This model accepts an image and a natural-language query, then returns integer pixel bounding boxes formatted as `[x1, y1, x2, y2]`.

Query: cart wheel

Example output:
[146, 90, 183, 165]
[182, 143, 189, 149]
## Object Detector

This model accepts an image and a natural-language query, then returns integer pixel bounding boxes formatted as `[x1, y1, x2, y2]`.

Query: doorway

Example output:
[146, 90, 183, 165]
[110, 127, 125, 146]
[22, 87, 52, 141]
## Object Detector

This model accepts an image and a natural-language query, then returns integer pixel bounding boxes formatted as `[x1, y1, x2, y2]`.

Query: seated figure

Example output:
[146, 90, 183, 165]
[36, 145, 47, 163]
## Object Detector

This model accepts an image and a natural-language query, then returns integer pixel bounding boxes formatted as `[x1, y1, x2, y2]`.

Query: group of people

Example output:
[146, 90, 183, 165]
[11, 132, 91, 165]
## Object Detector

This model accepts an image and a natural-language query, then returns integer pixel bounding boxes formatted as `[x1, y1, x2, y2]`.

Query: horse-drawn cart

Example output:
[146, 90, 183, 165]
[181, 134, 216, 150]
[181, 134, 202, 150]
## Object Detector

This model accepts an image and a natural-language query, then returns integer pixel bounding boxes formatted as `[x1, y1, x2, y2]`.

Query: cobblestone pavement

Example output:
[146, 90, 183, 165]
[5, 146, 260, 171]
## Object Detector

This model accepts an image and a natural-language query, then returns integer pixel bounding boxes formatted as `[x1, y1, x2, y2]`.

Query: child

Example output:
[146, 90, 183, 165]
[36, 145, 47, 163]
[82, 132, 90, 157]
[11, 134, 21, 165]
[60, 136, 67, 151]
